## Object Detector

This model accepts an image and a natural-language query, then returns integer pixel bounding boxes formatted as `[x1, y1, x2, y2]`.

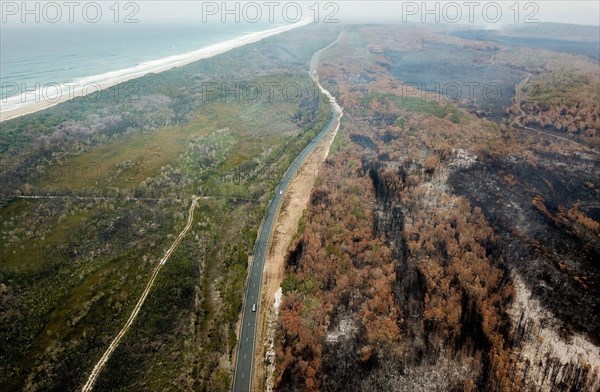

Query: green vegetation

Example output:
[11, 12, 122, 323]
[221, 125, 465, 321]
[0, 25, 338, 391]
[362, 93, 463, 123]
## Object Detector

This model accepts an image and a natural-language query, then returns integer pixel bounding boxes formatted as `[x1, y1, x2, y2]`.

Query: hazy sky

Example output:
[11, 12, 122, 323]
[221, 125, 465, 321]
[2, 1, 599, 28]
[133, 1, 600, 26]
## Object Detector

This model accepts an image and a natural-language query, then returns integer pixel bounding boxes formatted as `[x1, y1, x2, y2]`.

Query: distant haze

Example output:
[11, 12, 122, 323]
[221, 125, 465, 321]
[2, 1, 598, 28]
[336, 1, 600, 26]
[106, 1, 600, 27]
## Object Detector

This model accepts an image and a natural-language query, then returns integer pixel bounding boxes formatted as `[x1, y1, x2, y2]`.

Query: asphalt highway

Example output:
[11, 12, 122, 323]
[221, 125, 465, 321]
[231, 110, 337, 392]
[232, 30, 344, 391]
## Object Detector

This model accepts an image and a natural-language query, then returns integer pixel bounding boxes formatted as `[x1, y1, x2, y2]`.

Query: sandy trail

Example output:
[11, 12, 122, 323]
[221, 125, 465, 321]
[504, 60, 599, 155]
[81, 196, 199, 392]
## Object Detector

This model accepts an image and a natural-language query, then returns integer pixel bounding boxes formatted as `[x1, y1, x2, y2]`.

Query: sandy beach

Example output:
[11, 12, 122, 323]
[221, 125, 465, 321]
[0, 19, 311, 123]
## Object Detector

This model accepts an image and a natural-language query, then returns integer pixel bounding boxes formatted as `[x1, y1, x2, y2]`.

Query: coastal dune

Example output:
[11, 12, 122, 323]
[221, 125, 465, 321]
[0, 19, 311, 122]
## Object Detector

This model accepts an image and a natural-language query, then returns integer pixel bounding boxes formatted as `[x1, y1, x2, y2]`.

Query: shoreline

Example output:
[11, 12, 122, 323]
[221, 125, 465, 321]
[0, 19, 311, 123]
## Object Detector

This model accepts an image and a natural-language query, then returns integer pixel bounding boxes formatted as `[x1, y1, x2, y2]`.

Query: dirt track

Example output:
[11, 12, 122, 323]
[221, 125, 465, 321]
[81, 196, 199, 392]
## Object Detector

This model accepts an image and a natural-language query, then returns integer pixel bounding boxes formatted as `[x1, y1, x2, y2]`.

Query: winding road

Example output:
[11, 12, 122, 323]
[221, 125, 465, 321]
[495, 54, 600, 156]
[81, 196, 199, 392]
[231, 33, 344, 392]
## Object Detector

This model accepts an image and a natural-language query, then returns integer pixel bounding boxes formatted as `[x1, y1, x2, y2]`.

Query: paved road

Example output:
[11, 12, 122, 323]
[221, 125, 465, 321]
[232, 33, 343, 392]
[231, 110, 337, 392]
[232, 32, 343, 392]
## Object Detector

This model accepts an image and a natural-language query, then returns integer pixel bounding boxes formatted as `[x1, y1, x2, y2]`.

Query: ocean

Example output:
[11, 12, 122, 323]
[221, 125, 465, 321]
[0, 21, 281, 108]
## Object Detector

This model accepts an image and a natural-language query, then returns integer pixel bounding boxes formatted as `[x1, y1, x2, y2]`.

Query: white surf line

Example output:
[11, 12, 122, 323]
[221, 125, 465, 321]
[81, 196, 199, 392]
[1, 19, 311, 122]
